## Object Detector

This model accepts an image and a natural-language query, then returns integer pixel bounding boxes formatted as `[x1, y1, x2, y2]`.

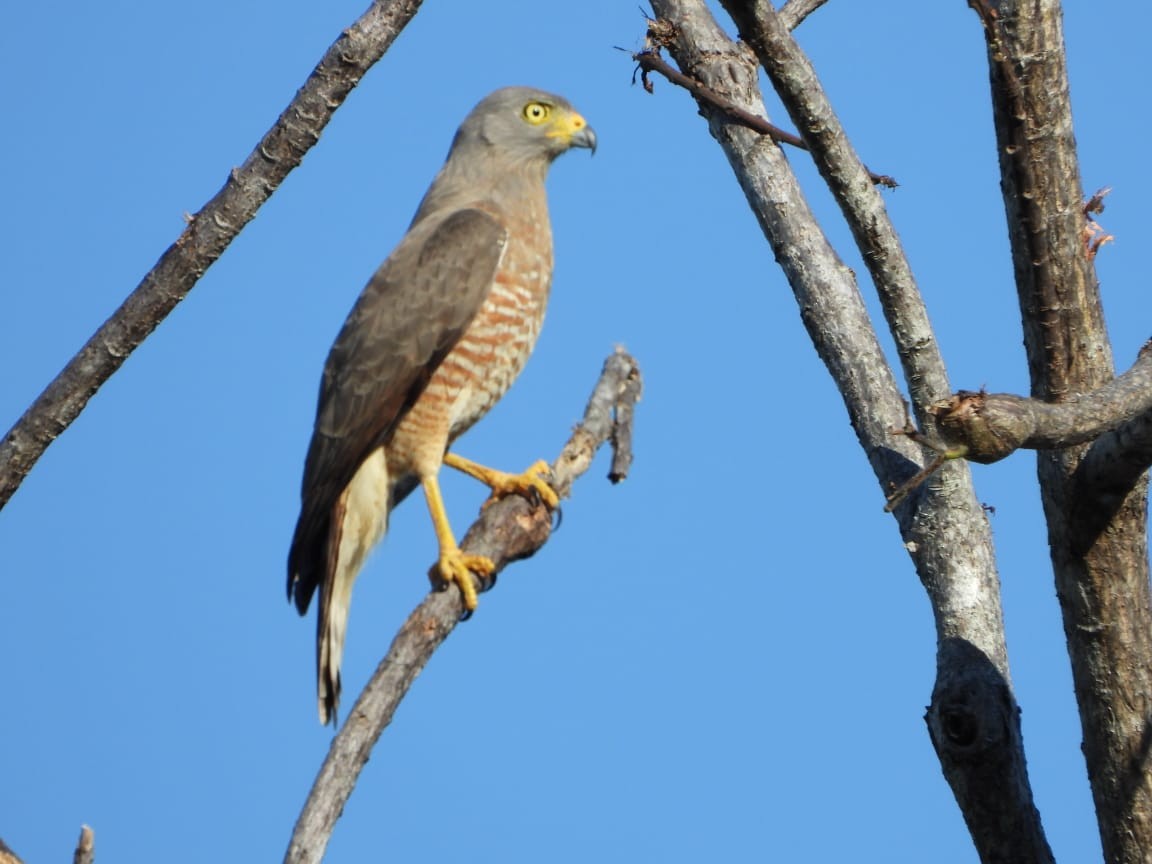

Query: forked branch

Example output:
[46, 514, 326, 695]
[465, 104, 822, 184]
[719, 0, 946, 415]
[930, 343, 1152, 462]
[631, 23, 897, 188]
[885, 342, 1152, 508]
[637, 1, 1051, 860]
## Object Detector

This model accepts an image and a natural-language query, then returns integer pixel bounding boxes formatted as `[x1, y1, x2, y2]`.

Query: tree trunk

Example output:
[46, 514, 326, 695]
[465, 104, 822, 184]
[977, 2, 1152, 861]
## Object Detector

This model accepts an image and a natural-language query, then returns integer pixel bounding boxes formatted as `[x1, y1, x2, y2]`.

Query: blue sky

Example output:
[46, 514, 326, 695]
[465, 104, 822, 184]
[2, 2, 1149, 862]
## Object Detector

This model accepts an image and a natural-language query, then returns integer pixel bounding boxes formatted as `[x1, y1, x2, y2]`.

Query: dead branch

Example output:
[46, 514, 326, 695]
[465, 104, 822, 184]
[975, 1, 1152, 858]
[778, 0, 828, 30]
[283, 349, 642, 864]
[926, 345, 1152, 462]
[0, 0, 425, 512]
[72, 827, 94, 864]
[720, 0, 945, 414]
[926, 640, 1055, 864]
[631, 36, 896, 188]
[641, 2, 1052, 859]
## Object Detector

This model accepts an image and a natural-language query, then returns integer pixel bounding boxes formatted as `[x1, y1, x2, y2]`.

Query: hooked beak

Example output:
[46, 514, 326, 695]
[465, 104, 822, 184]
[549, 111, 597, 155]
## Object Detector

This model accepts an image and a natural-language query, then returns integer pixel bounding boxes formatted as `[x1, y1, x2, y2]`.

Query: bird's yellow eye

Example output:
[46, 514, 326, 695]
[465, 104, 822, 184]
[522, 102, 551, 125]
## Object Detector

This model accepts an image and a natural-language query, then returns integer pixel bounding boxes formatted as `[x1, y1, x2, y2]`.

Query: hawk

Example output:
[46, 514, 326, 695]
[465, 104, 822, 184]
[288, 87, 596, 724]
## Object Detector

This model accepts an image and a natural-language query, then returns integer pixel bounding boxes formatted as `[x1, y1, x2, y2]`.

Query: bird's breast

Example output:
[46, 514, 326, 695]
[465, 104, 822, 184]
[386, 203, 554, 477]
[444, 212, 553, 434]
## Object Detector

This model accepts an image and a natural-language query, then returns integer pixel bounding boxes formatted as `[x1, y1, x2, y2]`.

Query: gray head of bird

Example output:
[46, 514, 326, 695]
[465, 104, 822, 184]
[449, 86, 597, 166]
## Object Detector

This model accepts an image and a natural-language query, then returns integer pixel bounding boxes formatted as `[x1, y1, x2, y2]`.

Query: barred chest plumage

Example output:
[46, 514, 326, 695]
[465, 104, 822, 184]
[386, 195, 554, 478]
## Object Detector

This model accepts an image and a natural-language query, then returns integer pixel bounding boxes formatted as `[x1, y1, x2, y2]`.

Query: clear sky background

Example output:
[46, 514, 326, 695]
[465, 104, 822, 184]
[2, 2, 1149, 862]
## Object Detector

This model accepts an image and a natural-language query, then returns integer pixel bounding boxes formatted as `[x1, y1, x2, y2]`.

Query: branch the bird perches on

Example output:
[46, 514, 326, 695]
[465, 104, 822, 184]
[284, 348, 642, 864]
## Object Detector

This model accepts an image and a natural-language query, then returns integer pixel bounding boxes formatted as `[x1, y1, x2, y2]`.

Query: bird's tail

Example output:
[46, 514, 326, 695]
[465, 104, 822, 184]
[316, 448, 392, 725]
[317, 557, 354, 726]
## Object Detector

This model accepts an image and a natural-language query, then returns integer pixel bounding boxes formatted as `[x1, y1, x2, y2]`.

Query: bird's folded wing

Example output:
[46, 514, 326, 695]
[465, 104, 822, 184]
[288, 208, 508, 611]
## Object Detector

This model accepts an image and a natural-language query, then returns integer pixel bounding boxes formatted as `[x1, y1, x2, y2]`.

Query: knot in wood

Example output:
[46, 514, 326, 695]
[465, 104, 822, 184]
[929, 390, 1034, 463]
[940, 703, 980, 748]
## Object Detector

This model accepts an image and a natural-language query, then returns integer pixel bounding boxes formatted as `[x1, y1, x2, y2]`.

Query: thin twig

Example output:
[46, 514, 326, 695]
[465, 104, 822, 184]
[634, 49, 805, 146]
[0, 0, 425, 511]
[778, 0, 829, 30]
[632, 47, 897, 187]
[883, 401, 962, 511]
[283, 349, 642, 864]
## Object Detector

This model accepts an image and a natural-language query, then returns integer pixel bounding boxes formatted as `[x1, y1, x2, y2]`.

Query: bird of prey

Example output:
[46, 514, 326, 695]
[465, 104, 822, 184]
[288, 87, 596, 724]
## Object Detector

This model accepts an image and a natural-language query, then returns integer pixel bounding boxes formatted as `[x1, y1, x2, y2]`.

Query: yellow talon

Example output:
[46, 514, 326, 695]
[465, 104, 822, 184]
[444, 453, 560, 509]
[420, 472, 498, 613]
[424, 454, 556, 614]
[432, 546, 496, 612]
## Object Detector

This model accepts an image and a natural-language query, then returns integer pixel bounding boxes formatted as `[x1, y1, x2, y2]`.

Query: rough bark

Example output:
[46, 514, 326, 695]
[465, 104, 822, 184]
[1074, 409, 1152, 525]
[719, 0, 950, 415]
[284, 350, 642, 864]
[927, 640, 1054, 864]
[926, 342, 1152, 462]
[0, 0, 424, 511]
[640, 1, 1053, 859]
[976, 2, 1152, 861]
[777, 0, 826, 30]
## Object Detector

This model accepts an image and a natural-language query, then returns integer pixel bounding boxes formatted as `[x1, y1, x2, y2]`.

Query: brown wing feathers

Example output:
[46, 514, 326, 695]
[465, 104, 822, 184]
[287, 209, 507, 615]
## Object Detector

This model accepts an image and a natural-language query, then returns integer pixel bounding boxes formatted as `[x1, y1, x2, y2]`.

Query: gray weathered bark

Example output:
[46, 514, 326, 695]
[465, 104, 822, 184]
[639, 0, 1062, 859]
[925, 344, 1152, 463]
[974, 2, 1152, 861]
[284, 350, 642, 864]
[0, 0, 424, 511]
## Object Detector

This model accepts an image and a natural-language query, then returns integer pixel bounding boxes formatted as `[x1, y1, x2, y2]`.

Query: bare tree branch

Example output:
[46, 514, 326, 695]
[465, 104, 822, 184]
[640, 2, 1054, 859]
[633, 49, 802, 144]
[974, 2, 1152, 860]
[640, 0, 1009, 659]
[719, 0, 949, 416]
[927, 640, 1055, 864]
[971, 0, 1111, 396]
[1074, 409, 1152, 526]
[777, 0, 827, 31]
[925, 342, 1152, 463]
[641, 2, 914, 484]
[632, 38, 897, 187]
[283, 349, 642, 864]
[0, 0, 425, 512]
[1065, 410, 1152, 565]
[72, 827, 94, 864]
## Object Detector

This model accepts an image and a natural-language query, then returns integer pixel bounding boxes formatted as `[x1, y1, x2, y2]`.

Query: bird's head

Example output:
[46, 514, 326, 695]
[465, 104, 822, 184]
[451, 86, 597, 166]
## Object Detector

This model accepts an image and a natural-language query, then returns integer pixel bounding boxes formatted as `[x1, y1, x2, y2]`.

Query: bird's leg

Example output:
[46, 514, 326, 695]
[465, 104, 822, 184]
[420, 472, 495, 612]
[443, 452, 560, 510]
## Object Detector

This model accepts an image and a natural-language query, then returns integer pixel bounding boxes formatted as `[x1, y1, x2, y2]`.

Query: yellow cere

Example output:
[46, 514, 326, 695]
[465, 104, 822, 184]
[545, 111, 588, 141]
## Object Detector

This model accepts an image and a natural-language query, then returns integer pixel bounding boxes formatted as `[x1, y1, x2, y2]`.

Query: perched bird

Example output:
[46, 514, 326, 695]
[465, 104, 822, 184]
[288, 87, 596, 724]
